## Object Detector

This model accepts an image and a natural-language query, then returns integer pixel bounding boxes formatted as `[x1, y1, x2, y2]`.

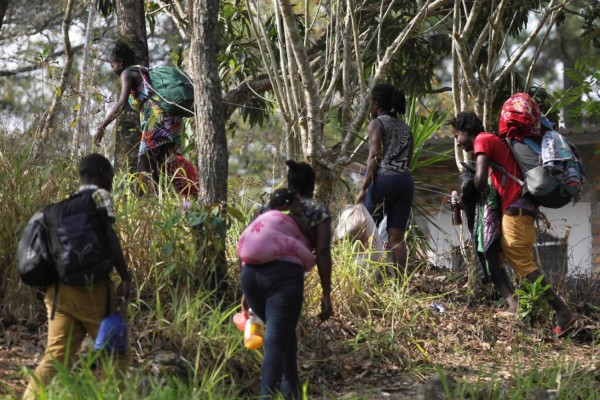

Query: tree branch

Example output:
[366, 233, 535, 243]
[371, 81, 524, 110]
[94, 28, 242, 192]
[73, 2, 96, 159]
[453, 33, 480, 103]
[471, 23, 489, 64]
[460, 0, 484, 40]
[278, 0, 322, 158]
[451, 0, 461, 115]
[319, 0, 342, 96]
[524, 5, 563, 90]
[493, 0, 569, 88]
[428, 86, 452, 94]
[341, 13, 353, 148]
[247, 0, 290, 125]
[347, 0, 365, 96]
[0, 44, 84, 76]
[375, 0, 447, 78]
[222, 76, 272, 120]
[486, 0, 510, 79]
[155, 0, 188, 39]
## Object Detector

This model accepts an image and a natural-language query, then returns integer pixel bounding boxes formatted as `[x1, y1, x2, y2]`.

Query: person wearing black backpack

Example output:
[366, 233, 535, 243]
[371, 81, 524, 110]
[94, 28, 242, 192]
[451, 111, 576, 338]
[23, 153, 131, 399]
[94, 41, 183, 193]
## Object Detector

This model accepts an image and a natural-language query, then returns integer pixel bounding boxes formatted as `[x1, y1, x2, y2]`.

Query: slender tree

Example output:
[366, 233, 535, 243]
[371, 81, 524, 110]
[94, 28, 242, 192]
[114, 0, 149, 170]
[31, 0, 76, 161]
[191, 1, 227, 205]
[73, 1, 96, 158]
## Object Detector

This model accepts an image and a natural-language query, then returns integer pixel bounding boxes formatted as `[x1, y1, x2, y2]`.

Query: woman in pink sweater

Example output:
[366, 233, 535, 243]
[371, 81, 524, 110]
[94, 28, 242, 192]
[238, 188, 314, 271]
[238, 186, 319, 399]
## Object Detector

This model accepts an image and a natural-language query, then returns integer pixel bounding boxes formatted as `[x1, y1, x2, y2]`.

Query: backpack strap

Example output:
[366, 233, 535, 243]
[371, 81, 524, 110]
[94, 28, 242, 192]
[522, 137, 541, 154]
[43, 205, 66, 280]
[126, 65, 150, 74]
[489, 161, 524, 187]
[50, 280, 59, 320]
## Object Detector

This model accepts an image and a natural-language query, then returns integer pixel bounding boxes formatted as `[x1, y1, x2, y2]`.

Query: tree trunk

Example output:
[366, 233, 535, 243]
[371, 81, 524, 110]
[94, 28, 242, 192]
[277, 0, 322, 160]
[191, 2, 227, 205]
[191, 0, 228, 296]
[73, 2, 96, 159]
[0, 0, 8, 31]
[31, 0, 76, 161]
[114, 0, 149, 171]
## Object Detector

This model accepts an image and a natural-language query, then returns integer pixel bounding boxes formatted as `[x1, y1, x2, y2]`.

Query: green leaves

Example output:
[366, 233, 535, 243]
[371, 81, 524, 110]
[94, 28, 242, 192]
[551, 56, 600, 128]
[404, 97, 453, 172]
[497, 53, 600, 131]
[218, 0, 270, 127]
[516, 274, 551, 320]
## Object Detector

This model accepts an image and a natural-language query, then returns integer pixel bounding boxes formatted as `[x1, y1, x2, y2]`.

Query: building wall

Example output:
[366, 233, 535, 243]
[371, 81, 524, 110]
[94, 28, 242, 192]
[418, 202, 593, 276]
[588, 142, 600, 278]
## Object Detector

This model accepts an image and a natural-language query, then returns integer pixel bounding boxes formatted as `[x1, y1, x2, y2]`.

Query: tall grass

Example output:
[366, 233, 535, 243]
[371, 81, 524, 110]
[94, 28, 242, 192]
[0, 138, 78, 323]
[0, 138, 260, 397]
[1, 136, 596, 399]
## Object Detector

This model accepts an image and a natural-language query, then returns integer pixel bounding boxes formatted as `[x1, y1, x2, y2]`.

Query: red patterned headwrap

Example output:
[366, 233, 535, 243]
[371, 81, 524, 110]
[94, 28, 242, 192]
[498, 93, 541, 140]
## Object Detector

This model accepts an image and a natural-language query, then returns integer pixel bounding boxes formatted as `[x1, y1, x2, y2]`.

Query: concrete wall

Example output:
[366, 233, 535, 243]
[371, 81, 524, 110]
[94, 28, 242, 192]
[587, 142, 600, 278]
[419, 201, 593, 277]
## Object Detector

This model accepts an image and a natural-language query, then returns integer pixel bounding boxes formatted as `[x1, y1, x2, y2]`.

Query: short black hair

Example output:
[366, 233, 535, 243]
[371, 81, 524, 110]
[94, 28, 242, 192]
[110, 40, 136, 66]
[448, 111, 485, 137]
[286, 160, 315, 197]
[79, 153, 114, 179]
[371, 84, 406, 116]
[269, 188, 297, 209]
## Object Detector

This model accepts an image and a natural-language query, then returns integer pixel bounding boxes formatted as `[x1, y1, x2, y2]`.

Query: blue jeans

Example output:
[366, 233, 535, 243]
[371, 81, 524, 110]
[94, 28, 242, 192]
[241, 261, 305, 399]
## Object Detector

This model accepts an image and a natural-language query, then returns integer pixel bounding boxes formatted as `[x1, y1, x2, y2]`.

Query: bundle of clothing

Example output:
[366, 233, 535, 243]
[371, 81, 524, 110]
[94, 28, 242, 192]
[498, 92, 542, 140]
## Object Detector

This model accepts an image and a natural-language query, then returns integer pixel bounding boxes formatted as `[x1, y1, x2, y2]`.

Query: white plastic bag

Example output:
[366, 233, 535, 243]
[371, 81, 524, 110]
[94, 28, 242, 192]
[335, 205, 392, 268]
[334, 204, 377, 244]
[377, 216, 389, 248]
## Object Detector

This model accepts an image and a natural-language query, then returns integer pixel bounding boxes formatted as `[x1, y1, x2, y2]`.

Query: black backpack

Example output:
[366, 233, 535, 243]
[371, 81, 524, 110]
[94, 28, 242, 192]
[43, 189, 114, 286]
[17, 212, 57, 286]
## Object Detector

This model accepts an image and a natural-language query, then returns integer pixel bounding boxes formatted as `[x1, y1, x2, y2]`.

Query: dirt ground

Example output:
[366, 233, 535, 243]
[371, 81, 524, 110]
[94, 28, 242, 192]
[1, 268, 598, 399]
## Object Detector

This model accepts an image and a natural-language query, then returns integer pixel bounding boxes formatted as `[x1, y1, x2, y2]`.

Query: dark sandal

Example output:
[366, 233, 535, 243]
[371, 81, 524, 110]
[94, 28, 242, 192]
[553, 316, 577, 338]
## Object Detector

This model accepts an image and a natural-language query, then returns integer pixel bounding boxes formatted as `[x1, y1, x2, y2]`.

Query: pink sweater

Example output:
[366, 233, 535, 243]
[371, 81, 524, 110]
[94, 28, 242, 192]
[237, 210, 315, 271]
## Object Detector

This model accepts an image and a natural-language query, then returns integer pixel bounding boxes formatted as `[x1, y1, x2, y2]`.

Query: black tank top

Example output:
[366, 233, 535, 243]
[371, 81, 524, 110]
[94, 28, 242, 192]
[376, 114, 412, 175]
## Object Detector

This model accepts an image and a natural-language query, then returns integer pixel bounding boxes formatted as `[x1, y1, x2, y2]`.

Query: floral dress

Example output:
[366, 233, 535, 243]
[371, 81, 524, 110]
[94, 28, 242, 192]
[127, 67, 182, 157]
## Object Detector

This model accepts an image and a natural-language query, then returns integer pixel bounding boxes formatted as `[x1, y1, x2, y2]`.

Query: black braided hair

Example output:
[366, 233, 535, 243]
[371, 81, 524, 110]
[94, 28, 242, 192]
[110, 40, 136, 67]
[371, 84, 406, 116]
